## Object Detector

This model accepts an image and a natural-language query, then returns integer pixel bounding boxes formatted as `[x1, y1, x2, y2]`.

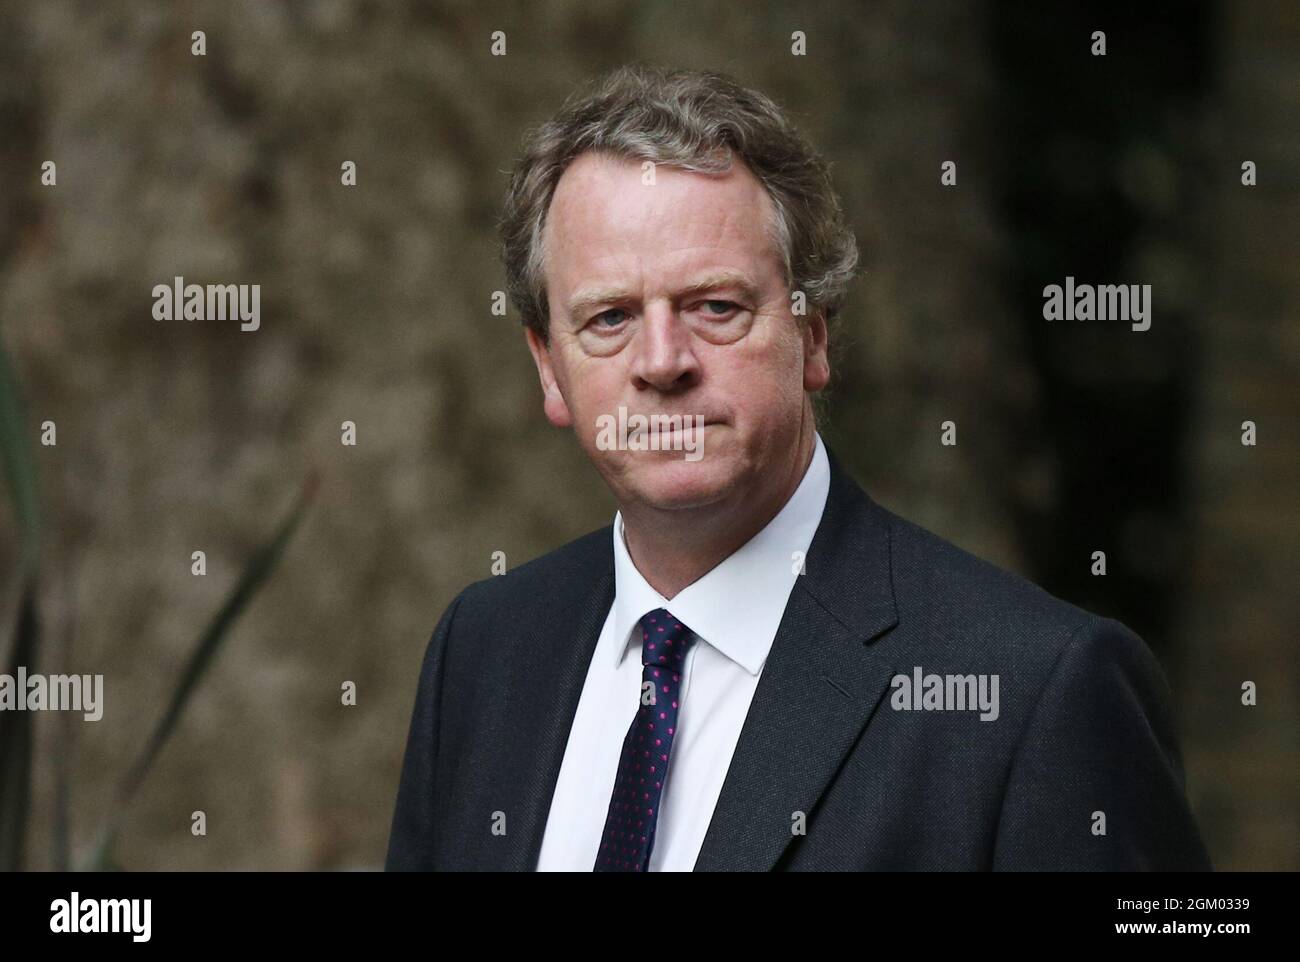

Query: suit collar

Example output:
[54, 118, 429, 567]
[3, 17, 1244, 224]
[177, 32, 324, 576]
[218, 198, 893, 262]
[496, 564, 614, 872]
[693, 444, 900, 870]
[787, 444, 898, 641]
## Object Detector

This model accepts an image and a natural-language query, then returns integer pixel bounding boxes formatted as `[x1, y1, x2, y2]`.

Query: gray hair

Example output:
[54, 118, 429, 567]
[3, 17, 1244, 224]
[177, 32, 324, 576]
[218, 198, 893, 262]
[499, 63, 859, 344]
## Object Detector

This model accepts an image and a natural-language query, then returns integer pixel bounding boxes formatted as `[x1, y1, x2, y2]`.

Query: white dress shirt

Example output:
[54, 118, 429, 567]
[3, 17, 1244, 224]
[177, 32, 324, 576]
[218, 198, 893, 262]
[535, 432, 831, 871]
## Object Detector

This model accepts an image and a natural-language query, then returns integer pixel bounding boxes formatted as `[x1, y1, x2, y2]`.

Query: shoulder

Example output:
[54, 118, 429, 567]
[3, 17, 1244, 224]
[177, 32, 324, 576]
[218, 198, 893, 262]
[441, 523, 614, 629]
[868, 499, 1185, 774]
[884, 506, 1092, 631]
[872, 501, 1160, 691]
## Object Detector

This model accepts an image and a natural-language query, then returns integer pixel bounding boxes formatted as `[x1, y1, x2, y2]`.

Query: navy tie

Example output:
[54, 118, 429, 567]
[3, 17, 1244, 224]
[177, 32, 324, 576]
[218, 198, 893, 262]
[594, 608, 698, 871]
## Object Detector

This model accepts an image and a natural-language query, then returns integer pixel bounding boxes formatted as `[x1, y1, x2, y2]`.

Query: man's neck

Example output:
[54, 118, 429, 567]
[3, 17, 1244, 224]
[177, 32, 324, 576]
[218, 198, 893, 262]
[619, 427, 817, 600]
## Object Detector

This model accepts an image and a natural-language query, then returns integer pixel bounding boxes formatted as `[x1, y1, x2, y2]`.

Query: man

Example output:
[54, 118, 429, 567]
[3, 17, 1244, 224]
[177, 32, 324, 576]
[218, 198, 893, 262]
[385, 64, 1211, 871]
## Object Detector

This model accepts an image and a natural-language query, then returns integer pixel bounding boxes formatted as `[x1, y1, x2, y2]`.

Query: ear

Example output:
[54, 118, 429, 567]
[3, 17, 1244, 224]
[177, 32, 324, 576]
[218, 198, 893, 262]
[525, 325, 574, 428]
[801, 309, 831, 392]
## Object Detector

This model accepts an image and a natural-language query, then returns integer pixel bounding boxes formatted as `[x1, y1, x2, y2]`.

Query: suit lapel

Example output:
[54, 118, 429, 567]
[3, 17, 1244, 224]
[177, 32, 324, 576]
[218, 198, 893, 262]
[694, 449, 900, 871]
[493, 565, 615, 871]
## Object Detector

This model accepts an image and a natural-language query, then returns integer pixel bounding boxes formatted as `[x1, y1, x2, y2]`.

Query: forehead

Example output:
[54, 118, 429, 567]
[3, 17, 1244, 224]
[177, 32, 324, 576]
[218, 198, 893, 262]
[541, 150, 782, 297]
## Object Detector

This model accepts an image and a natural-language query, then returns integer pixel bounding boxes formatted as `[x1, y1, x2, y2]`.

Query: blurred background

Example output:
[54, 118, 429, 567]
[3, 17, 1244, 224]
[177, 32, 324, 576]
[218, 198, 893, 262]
[0, 0, 1295, 870]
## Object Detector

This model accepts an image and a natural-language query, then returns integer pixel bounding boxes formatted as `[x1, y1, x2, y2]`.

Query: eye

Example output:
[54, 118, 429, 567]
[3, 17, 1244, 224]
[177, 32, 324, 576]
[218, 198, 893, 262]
[592, 308, 630, 329]
[700, 300, 739, 317]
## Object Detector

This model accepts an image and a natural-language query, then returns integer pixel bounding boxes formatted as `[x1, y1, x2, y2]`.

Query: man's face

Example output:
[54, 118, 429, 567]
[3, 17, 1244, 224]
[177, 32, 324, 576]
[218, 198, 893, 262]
[526, 150, 829, 514]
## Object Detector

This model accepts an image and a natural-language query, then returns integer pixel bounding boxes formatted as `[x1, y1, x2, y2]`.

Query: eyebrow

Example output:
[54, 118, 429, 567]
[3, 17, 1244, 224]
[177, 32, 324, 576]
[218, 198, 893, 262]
[565, 270, 761, 321]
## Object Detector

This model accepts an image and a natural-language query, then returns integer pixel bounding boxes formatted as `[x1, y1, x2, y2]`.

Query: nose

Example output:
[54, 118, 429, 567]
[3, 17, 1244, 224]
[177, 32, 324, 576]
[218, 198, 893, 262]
[630, 301, 700, 393]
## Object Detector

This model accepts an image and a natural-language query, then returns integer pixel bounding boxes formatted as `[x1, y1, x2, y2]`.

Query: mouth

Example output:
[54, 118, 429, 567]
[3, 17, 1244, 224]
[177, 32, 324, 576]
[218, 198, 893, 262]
[650, 420, 717, 435]
[616, 416, 724, 429]
[593, 409, 726, 455]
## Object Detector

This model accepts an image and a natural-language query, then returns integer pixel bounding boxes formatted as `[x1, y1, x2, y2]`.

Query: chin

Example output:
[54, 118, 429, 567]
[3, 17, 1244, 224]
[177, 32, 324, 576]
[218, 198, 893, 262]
[622, 456, 740, 511]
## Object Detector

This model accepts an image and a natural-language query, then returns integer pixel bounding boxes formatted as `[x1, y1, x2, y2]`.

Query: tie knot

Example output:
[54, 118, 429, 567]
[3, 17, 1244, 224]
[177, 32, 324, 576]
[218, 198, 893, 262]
[637, 608, 695, 669]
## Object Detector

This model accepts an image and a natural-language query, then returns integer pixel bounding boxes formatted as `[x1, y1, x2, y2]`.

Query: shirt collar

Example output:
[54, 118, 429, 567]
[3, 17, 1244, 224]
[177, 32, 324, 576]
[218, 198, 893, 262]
[610, 432, 831, 676]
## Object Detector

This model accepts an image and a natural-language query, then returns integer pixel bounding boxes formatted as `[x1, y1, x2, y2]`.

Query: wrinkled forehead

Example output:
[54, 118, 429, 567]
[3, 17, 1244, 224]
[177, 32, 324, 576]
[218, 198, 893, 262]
[540, 150, 783, 287]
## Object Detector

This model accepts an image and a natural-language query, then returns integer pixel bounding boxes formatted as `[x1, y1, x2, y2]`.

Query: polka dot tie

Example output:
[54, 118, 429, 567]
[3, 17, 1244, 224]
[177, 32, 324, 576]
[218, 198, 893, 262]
[593, 608, 698, 871]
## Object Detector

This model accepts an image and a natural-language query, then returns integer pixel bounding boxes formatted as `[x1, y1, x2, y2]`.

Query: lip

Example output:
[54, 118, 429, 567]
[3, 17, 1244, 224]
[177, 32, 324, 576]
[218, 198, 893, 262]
[651, 417, 723, 426]
[656, 421, 719, 431]
[617, 416, 724, 427]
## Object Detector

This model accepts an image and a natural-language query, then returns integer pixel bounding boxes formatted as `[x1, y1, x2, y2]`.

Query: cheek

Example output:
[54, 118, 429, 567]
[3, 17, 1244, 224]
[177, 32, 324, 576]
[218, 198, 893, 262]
[703, 341, 804, 433]
[734, 322, 807, 398]
[557, 356, 625, 429]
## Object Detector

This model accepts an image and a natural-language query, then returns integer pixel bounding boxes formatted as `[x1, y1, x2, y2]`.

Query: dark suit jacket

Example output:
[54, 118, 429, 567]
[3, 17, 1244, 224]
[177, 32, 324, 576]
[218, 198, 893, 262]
[386, 447, 1212, 871]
